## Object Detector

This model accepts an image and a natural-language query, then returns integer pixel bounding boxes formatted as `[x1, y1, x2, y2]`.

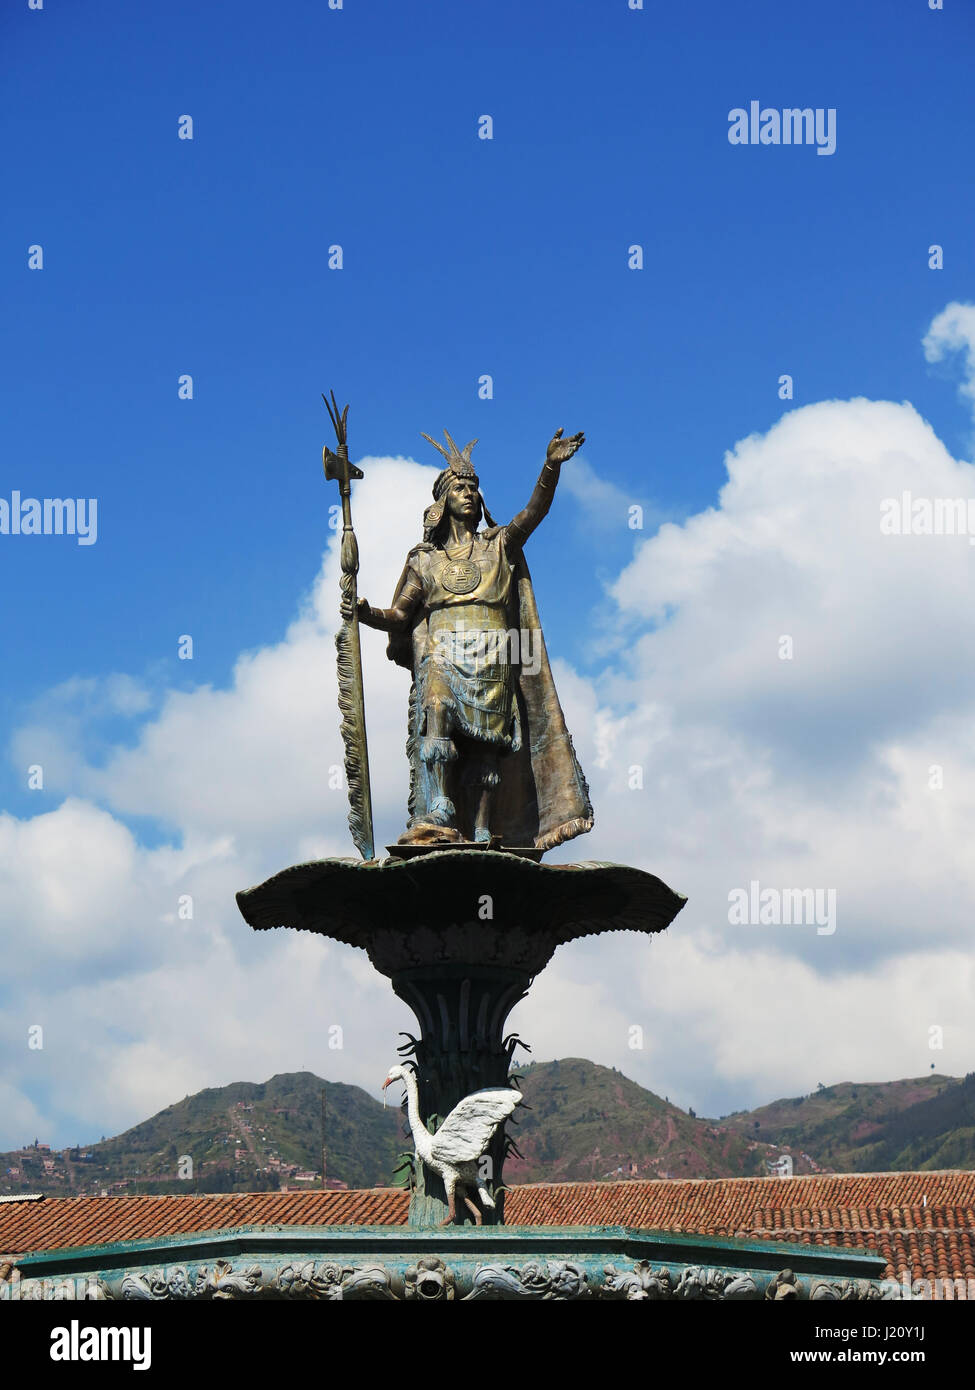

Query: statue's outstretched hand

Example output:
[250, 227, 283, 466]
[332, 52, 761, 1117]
[546, 427, 585, 465]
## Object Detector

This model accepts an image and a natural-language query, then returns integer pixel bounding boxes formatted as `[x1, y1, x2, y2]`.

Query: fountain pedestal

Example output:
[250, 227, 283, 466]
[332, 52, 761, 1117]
[236, 849, 686, 1225]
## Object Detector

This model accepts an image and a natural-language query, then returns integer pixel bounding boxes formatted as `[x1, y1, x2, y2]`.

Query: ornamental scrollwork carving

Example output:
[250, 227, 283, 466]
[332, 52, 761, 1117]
[810, 1277, 900, 1301]
[195, 1261, 263, 1299]
[341, 1265, 397, 1300]
[274, 1261, 395, 1300]
[602, 1261, 674, 1300]
[120, 1261, 262, 1301]
[463, 1260, 590, 1300]
[765, 1268, 801, 1300]
[12, 1254, 897, 1302]
[277, 1260, 347, 1300]
[120, 1266, 194, 1300]
[672, 1266, 757, 1301]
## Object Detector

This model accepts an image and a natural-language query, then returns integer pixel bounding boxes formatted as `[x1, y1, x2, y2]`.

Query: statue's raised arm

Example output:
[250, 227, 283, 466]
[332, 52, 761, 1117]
[505, 428, 585, 551]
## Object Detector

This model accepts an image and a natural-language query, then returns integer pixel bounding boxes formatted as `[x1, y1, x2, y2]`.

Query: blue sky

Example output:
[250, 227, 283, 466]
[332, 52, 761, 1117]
[4, 1, 972, 725]
[4, 0, 975, 1146]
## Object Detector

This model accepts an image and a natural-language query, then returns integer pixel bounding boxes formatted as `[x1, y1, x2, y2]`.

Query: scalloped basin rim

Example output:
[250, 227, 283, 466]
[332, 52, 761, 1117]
[235, 852, 688, 946]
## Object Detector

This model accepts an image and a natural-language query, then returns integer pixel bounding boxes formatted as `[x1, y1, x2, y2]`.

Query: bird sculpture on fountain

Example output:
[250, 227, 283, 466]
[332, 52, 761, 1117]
[383, 1063, 522, 1225]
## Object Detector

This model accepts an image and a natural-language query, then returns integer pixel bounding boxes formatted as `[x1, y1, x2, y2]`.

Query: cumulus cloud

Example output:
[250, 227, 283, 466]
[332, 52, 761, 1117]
[593, 398, 975, 957]
[924, 301, 975, 424]
[3, 308, 975, 1147]
[519, 933, 974, 1115]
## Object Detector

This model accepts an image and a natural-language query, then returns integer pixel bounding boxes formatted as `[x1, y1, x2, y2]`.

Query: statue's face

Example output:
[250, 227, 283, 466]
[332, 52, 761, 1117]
[445, 476, 481, 524]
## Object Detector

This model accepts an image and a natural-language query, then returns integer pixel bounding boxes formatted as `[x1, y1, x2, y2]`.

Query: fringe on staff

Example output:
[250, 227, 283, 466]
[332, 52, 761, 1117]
[335, 623, 372, 860]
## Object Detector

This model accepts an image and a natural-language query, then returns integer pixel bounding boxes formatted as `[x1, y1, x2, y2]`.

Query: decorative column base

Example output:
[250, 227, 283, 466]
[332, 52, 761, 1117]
[391, 962, 533, 1225]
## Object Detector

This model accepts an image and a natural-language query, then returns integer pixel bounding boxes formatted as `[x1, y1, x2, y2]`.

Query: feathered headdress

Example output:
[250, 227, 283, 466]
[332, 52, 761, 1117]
[420, 429, 495, 539]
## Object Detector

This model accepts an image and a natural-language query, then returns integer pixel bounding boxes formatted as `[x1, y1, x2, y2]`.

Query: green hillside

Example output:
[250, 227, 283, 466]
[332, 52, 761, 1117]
[504, 1058, 762, 1181]
[718, 1072, 972, 1171]
[3, 1062, 972, 1200]
[1, 1072, 402, 1198]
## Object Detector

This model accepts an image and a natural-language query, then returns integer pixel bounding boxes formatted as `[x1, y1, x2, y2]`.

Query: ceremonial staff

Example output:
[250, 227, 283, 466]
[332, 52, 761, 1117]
[322, 391, 375, 860]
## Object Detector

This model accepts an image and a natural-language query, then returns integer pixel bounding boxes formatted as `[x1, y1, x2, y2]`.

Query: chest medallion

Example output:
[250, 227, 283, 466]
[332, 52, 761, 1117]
[440, 558, 481, 594]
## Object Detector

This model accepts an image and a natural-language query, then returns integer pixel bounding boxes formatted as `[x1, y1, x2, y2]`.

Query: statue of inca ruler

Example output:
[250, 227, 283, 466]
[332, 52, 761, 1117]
[356, 428, 594, 852]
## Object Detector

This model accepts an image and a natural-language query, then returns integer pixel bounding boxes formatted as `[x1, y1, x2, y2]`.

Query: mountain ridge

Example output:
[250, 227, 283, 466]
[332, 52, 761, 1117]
[2, 1061, 970, 1198]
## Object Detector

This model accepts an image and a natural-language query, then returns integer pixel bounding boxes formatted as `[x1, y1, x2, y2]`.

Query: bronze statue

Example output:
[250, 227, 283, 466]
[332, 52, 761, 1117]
[236, 403, 685, 1228]
[355, 426, 594, 852]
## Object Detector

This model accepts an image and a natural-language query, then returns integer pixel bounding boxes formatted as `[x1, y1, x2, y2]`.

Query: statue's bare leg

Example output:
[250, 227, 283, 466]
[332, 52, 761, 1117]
[419, 704, 457, 826]
[473, 788, 494, 843]
[472, 749, 500, 843]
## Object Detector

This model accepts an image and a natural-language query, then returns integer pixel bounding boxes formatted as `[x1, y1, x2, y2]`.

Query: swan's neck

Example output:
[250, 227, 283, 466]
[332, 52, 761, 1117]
[404, 1072, 433, 1162]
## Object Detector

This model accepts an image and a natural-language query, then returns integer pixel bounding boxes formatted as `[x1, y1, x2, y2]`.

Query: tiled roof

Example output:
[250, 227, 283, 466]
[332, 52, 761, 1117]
[507, 1174, 975, 1296]
[507, 1171, 975, 1232]
[0, 1188, 407, 1259]
[2, 1173, 973, 1296]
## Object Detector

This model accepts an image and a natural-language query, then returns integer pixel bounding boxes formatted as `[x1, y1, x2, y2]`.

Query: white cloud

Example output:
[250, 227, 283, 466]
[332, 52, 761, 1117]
[924, 301, 975, 424]
[517, 933, 973, 1115]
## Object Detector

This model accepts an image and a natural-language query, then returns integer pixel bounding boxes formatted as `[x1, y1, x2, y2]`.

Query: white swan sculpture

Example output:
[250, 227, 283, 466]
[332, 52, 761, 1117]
[383, 1063, 522, 1225]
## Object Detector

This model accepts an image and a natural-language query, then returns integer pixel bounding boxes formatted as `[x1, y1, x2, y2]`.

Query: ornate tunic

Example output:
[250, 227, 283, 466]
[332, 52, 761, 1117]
[400, 528, 519, 747]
